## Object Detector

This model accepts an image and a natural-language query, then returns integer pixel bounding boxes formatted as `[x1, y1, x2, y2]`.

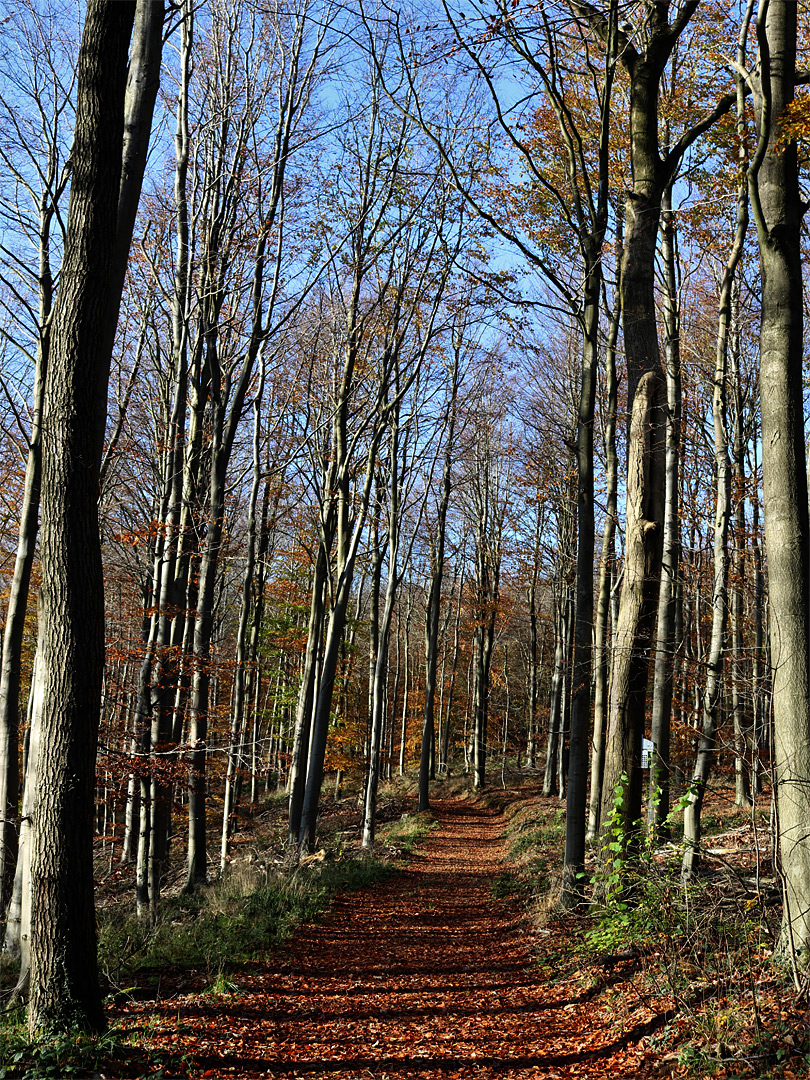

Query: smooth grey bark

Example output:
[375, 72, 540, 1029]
[682, 141, 748, 878]
[220, 358, 266, 873]
[288, 546, 329, 844]
[136, 0, 191, 916]
[4, 650, 42, 974]
[363, 427, 402, 846]
[299, 449, 382, 852]
[185, 0, 321, 887]
[729, 306, 753, 810]
[399, 595, 414, 776]
[0, 50, 75, 902]
[543, 585, 569, 798]
[556, 1, 616, 908]
[441, 564, 465, 772]
[525, 503, 542, 772]
[101, 0, 164, 364]
[588, 0, 737, 859]
[470, 419, 506, 791]
[749, 0, 810, 968]
[751, 441, 767, 793]
[598, 369, 665, 855]
[648, 185, 681, 838]
[366, 486, 383, 786]
[0, 293, 48, 912]
[0, 0, 162, 919]
[587, 285, 620, 841]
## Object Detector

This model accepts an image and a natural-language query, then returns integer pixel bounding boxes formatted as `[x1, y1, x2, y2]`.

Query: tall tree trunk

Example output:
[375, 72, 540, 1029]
[682, 33, 753, 878]
[561, 249, 600, 903]
[0, 345, 46, 910]
[29, 0, 137, 1034]
[587, 0, 718, 861]
[419, 357, 459, 810]
[543, 590, 567, 798]
[648, 185, 681, 838]
[220, 364, 266, 873]
[729, 283, 753, 809]
[587, 285, 620, 840]
[288, 545, 329, 844]
[750, 0, 810, 967]
[599, 370, 665, 855]
[399, 595, 414, 776]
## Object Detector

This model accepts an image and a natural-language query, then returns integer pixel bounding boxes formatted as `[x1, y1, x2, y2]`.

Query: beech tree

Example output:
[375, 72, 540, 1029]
[747, 0, 810, 970]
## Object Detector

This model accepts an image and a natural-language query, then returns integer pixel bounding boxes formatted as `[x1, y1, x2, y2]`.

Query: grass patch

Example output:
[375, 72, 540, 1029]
[378, 809, 438, 856]
[98, 850, 395, 987]
[3, 786, 439, 1078]
[499, 795, 566, 911]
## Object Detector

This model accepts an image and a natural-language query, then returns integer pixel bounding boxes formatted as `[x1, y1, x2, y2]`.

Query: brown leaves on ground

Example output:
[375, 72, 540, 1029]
[114, 799, 664, 1079]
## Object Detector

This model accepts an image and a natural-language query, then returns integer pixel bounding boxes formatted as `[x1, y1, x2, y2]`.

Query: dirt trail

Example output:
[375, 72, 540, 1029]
[119, 799, 663, 1078]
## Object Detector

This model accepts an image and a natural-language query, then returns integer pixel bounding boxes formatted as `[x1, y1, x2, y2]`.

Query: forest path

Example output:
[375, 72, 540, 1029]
[120, 798, 663, 1078]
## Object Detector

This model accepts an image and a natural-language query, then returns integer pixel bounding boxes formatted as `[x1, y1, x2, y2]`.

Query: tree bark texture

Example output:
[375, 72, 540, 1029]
[28, 0, 136, 1034]
[599, 370, 665, 853]
[648, 189, 681, 837]
[751, 0, 810, 966]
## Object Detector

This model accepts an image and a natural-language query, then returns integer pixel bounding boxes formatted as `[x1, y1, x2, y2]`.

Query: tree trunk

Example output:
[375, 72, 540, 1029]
[543, 591, 567, 798]
[648, 186, 681, 838]
[599, 370, 665, 856]
[28, 0, 137, 1034]
[288, 546, 328, 844]
[750, 0, 810, 967]
[419, 358, 459, 809]
[587, 286, 620, 840]
[682, 48, 751, 875]
[220, 364, 266, 873]
[561, 249, 600, 903]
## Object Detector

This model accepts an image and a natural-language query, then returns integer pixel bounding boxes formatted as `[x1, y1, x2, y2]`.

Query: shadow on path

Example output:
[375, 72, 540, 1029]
[116, 797, 664, 1079]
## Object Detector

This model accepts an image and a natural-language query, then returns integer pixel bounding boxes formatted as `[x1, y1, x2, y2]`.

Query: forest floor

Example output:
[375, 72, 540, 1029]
[111, 796, 669, 1079]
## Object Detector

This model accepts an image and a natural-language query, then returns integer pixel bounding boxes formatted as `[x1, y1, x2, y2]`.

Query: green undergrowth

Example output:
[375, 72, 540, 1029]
[97, 852, 393, 987]
[494, 792, 567, 910]
[0, 1010, 136, 1080]
[98, 807, 436, 988]
[489, 782, 808, 1079]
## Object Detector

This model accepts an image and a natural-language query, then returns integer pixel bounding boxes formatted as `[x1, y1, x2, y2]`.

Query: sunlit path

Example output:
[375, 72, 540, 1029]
[116, 799, 662, 1079]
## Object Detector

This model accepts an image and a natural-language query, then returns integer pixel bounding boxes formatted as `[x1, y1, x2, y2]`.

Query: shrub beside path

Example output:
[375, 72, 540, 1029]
[117, 798, 665, 1078]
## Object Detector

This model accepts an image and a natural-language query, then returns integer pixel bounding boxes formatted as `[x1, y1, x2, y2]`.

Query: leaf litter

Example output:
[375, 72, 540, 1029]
[114, 797, 664, 1079]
